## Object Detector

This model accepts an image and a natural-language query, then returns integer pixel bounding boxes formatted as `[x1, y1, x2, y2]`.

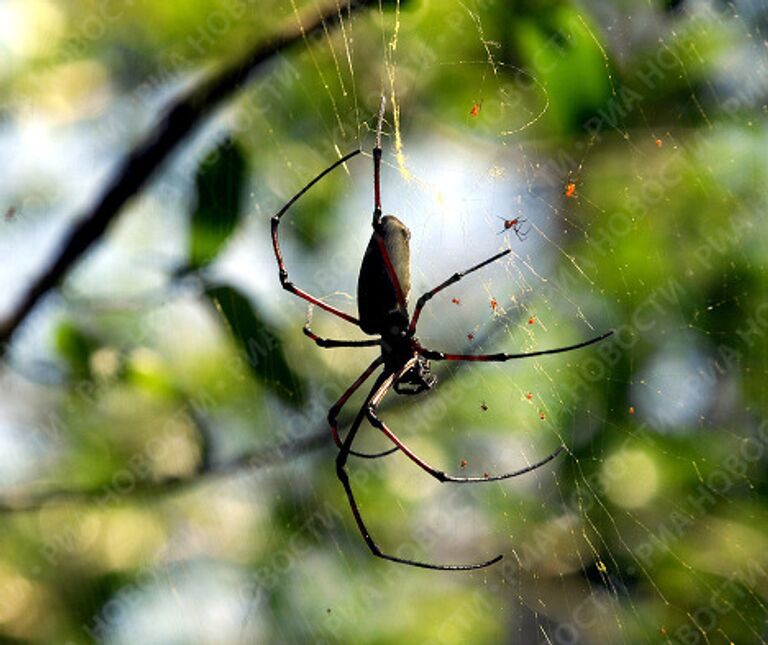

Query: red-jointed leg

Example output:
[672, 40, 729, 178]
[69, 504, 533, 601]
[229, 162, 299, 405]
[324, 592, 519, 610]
[271, 149, 362, 325]
[336, 369, 502, 571]
[303, 307, 380, 349]
[408, 250, 511, 335]
[367, 96, 408, 313]
[303, 326, 381, 349]
[366, 359, 564, 483]
[418, 330, 614, 362]
[373, 95, 386, 225]
[327, 357, 397, 459]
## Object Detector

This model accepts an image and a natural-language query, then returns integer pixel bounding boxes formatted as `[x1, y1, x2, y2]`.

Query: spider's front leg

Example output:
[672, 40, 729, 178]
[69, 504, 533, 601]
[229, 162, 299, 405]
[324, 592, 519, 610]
[326, 356, 398, 460]
[336, 367, 502, 571]
[366, 358, 565, 483]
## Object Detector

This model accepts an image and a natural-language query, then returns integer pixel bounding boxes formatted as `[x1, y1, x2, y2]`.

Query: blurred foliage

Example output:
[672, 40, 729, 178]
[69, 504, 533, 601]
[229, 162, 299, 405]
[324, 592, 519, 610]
[515, 7, 612, 134]
[0, 0, 767, 644]
[53, 320, 99, 380]
[206, 284, 306, 407]
[188, 138, 247, 270]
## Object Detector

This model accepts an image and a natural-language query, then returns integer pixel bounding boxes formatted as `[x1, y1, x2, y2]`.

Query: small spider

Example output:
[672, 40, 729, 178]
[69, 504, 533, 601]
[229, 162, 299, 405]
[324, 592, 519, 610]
[480, 401, 489, 412]
[497, 216, 529, 241]
[271, 97, 613, 571]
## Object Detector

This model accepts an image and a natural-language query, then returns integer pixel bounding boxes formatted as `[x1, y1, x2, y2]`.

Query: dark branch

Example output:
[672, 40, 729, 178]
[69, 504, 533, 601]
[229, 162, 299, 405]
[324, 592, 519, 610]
[0, 426, 330, 514]
[0, 316, 514, 513]
[0, 0, 372, 355]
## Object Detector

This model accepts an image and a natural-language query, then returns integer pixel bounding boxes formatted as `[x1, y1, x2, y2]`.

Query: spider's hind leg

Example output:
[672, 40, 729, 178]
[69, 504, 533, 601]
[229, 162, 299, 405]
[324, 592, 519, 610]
[408, 249, 511, 335]
[271, 149, 363, 326]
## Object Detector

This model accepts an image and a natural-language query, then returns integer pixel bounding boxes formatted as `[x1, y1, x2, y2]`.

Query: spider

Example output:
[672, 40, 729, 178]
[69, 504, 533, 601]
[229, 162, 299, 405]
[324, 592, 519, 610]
[271, 97, 613, 571]
[497, 216, 529, 241]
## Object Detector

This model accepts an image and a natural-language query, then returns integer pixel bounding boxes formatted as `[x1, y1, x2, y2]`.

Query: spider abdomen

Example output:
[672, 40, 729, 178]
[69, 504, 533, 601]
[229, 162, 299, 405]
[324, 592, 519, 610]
[357, 215, 411, 335]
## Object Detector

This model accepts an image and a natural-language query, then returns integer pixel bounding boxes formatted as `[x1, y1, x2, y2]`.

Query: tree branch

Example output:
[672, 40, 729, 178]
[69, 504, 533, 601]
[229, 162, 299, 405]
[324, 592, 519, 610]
[0, 427, 330, 514]
[0, 315, 518, 514]
[0, 0, 371, 354]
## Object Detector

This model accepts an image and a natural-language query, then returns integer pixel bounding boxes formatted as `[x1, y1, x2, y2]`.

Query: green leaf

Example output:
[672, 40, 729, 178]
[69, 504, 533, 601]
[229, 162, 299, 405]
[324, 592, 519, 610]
[53, 320, 97, 379]
[206, 285, 306, 407]
[189, 137, 248, 268]
[515, 7, 612, 135]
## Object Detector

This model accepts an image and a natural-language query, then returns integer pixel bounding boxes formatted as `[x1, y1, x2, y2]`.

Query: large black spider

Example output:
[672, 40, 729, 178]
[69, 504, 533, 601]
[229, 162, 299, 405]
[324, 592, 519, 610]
[271, 98, 613, 570]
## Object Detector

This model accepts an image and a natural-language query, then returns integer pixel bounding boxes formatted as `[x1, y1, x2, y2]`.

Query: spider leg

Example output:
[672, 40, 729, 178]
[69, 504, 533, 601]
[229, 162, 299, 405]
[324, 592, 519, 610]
[303, 327, 381, 349]
[408, 249, 512, 334]
[373, 95, 385, 225]
[303, 306, 380, 349]
[418, 329, 614, 362]
[327, 357, 398, 459]
[366, 359, 565, 483]
[337, 368, 502, 571]
[514, 221, 530, 242]
[271, 149, 362, 325]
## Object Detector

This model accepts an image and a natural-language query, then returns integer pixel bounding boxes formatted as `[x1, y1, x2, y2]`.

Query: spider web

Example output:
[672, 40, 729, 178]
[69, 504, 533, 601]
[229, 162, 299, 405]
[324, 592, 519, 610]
[229, 2, 768, 644]
[1, 1, 767, 643]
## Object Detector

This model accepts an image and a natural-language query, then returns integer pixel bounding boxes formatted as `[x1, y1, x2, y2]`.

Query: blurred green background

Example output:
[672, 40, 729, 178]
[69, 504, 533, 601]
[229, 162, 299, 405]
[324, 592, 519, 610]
[1, 0, 767, 643]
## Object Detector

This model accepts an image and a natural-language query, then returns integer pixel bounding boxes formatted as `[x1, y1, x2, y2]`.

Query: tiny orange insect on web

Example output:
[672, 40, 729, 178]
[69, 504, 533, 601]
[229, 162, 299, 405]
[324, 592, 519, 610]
[470, 101, 481, 117]
[565, 182, 577, 198]
[497, 216, 529, 241]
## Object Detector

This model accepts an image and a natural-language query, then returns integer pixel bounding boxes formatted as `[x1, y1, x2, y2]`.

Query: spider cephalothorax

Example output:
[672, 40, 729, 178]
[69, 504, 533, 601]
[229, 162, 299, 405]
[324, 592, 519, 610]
[271, 97, 614, 570]
[392, 354, 435, 395]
